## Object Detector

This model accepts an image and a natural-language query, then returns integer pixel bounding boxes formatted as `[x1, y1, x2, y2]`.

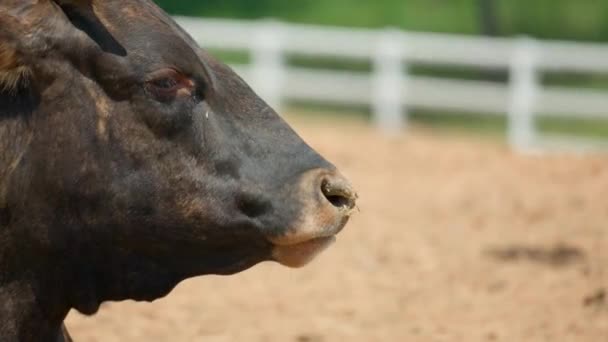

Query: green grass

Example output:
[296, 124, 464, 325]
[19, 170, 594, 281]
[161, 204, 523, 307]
[206, 49, 250, 64]
[543, 73, 608, 91]
[538, 117, 608, 139]
[286, 103, 371, 122]
[413, 110, 608, 140]
[409, 110, 507, 137]
[287, 105, 608, 141]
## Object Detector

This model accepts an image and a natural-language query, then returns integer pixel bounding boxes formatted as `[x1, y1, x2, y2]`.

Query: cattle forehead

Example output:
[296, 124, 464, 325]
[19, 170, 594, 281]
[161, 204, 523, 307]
[86, 1, 203, 67]
[94, 0, 184, 35]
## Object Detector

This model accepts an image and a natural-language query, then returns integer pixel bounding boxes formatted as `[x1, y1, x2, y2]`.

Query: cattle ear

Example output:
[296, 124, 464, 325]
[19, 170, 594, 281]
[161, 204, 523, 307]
[0, 23, 31, 92]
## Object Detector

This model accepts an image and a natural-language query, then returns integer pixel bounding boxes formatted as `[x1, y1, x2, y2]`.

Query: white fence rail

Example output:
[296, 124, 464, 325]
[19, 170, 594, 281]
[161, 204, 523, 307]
[176, 17, 608, 151]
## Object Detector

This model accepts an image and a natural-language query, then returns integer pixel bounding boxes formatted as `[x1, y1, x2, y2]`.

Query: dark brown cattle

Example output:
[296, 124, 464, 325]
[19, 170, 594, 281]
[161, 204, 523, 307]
[0, 1, 357, 341]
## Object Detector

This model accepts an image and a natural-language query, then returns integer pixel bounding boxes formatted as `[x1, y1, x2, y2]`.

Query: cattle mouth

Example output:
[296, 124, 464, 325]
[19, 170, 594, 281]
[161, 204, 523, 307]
[265, 168, 357, 268]
[269, 213, 354, 268]
[271, 236, 338, 268]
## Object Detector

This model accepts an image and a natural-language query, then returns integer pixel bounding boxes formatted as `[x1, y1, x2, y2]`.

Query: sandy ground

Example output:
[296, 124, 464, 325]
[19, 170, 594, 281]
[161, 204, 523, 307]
[66, 117, 608, 342]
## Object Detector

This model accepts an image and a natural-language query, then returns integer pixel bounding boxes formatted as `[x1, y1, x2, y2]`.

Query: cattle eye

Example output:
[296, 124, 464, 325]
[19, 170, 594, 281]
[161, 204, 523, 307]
[151, 77, 178, 90]
[145, 69, 190, 102]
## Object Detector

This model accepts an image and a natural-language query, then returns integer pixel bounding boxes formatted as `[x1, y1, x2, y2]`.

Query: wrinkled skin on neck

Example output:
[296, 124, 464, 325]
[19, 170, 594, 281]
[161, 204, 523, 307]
[0, 1, 357, 341]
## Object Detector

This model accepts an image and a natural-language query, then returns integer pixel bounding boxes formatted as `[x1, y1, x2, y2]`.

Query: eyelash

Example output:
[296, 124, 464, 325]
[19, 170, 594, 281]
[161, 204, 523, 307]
[144, 68, 204, 105]
[145, 70, 184, 101]
[151, 77, 178, 90]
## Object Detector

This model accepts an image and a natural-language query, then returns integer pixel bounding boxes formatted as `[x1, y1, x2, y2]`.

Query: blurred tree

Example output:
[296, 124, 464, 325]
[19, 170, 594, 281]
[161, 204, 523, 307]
[154, 0, 608, 42]
[500, 0, 608, 41]
[154, 0, 304, 19]
[478, 0, 499, 36]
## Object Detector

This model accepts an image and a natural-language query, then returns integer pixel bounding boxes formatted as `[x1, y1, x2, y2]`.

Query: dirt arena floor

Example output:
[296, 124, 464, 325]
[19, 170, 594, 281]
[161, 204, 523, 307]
[66, 115, 608, 342]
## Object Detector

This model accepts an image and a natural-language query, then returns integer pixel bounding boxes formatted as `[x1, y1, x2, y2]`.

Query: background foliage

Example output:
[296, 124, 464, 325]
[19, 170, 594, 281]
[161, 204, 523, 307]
[155, 0, 608, 42]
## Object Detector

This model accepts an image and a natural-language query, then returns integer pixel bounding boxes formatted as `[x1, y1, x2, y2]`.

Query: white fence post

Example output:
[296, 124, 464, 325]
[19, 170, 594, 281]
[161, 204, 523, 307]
[250, 20, 285, 111]
[372, 30, 407, 135]
[508, 38, 540, 151]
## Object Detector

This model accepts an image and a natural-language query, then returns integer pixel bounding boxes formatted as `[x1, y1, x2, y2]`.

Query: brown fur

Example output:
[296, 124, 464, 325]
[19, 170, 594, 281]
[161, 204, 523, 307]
[0, 20, 31, 92]
[0, 39, 32, 207]
[0, 65, 31, 93]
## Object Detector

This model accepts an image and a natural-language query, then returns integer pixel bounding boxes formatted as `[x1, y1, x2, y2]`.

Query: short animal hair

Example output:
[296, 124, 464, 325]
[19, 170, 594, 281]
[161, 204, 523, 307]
[0, 42, 30, 93]
[0, 11, 32, 93]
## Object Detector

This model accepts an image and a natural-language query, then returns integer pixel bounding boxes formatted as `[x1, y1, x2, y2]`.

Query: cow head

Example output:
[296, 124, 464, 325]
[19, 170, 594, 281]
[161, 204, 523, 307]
[0, 0, 357, 316]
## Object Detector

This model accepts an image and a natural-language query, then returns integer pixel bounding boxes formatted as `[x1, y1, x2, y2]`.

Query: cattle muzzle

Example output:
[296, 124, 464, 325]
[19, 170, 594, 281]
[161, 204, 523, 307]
[270, 168, 358, 268]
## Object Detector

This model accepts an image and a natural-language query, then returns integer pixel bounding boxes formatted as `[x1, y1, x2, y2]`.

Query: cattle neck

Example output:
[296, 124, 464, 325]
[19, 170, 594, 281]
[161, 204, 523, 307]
[0, 263, 72, 341]
[0, 219, 186, 341]
[0, 213, 83, 341]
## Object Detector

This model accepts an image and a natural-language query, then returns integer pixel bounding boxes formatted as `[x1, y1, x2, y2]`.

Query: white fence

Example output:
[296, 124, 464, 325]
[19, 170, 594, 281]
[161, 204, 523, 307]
[176, 17, 608, 151]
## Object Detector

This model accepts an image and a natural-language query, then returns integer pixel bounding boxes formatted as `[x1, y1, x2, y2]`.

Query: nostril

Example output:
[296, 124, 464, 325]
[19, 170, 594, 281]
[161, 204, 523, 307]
[326, 194, 352, 209]
[321, 177, 358, 211]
